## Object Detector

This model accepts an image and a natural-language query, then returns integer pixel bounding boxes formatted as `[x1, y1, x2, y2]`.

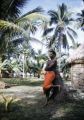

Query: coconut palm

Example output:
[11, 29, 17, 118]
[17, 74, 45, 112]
[43, 3, 77, 51]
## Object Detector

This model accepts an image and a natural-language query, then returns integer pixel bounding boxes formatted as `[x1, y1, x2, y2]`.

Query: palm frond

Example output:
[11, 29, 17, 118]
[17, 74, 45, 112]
[62, 12, 73, 22]
[16, 11, 47, 23]
[49, 17, 58, 25]
[0, 20, 21, 32]
[0, 20, 29, 37]
[48, 10, 59, 20]
[10, 37, 24, 44]
[43, 28, 53, 36]
[67, 31, 76, 45]
[59, 3, 67, 19]
[16, 13, 48, 30]
[67, 27, 77, 38]
[30, 25, 37, 34]
[21, 6, 44, 17]
[46, 27, 59, 48]
[29, 37, 45, 45]
[8, 0, 29, 8]
[54, 26, 59, 38]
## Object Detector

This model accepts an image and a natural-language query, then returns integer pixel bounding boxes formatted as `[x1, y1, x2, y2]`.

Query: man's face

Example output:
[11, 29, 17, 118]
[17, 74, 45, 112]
[48, 51, 54, 58]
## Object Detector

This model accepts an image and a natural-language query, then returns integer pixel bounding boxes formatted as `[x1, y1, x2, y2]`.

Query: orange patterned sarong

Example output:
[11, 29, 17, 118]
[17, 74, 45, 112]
[43, 71, 55, 90]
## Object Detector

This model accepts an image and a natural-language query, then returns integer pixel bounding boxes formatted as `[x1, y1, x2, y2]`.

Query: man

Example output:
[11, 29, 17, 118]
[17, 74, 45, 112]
[42, 49, 62, 105]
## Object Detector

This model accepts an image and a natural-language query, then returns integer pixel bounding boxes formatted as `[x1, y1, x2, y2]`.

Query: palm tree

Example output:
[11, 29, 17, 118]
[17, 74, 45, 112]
[43, 3, 77, 52]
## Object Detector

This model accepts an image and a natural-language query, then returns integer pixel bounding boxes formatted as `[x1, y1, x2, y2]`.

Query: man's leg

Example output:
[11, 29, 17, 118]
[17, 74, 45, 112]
[48, 87, 59, 101]
[43, 88, 51, 106]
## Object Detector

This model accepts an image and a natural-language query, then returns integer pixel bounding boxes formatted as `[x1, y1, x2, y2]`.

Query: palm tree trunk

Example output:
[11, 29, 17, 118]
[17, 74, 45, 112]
[23, 53, 25, 78]
[58, 47, 61, 72]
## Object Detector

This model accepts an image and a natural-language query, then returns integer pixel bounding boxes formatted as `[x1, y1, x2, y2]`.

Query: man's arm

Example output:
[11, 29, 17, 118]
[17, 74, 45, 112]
[45, 59, 57, 71]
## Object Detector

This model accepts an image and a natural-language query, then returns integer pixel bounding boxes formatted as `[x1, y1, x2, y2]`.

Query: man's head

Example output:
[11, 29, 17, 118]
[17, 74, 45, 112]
[48, 49, 56, 59]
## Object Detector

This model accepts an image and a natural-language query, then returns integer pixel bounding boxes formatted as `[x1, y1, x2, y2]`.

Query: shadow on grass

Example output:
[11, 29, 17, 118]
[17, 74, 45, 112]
[0, 93, 84, 120]
[51, 99, 84, 120]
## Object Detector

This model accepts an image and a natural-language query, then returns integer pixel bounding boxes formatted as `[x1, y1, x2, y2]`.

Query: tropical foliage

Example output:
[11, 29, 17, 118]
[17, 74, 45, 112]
[0, 0, 48, 78]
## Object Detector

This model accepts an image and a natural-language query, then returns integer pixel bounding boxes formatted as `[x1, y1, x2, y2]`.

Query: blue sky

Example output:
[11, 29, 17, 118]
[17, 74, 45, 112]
[21, 0, 83, 15]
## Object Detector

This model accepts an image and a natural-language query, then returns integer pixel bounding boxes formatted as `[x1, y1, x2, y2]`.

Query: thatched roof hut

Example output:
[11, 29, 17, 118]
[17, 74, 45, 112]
[67, 44, 84, 64]
[67, 44, 84, 91]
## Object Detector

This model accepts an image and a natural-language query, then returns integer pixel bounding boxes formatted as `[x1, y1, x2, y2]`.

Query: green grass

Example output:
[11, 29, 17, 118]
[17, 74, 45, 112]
[0, 78, 43, 86]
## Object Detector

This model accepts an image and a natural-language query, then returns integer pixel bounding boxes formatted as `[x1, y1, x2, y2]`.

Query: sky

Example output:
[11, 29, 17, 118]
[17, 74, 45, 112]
[20, 0, 84, 53]
[21, 0, 83, 15]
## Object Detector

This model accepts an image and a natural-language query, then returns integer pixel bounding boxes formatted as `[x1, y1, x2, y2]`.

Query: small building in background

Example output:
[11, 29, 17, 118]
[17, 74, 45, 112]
[67, 44, 84, 91]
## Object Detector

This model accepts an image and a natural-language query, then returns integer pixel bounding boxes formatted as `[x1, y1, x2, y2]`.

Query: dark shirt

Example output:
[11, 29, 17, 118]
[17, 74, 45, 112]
[45, 59, 57, 72]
